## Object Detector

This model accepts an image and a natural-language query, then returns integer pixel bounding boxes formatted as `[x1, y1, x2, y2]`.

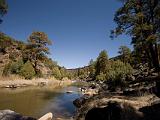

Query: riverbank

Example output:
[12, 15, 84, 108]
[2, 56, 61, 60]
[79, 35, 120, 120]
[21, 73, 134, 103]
[0, 78, 73, 89]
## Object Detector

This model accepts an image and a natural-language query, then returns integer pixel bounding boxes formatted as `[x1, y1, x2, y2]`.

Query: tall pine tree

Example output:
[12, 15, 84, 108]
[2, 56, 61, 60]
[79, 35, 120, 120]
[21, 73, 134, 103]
[112, 0, 160, 71]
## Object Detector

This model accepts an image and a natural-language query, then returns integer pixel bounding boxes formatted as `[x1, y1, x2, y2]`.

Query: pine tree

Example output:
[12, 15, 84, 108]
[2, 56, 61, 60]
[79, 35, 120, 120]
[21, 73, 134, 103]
[0, 0, 8, 23]
[26, 32, 52, 75]
[112, 0, 160, 71]
[118, 46, 132, 63]
[88, 59, 96, 79]
[95, 50, 109, 77]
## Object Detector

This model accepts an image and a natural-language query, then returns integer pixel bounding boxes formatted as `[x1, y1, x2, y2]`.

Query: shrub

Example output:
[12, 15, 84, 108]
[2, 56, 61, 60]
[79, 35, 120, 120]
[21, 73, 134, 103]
[96, 73, 106, 81]
[107, 60, 133, 90]
[10, 59, 24, 74]
[2, 59, 24, 77]
[20, 61, 35, 79]
[52, 67, 62, 80]
[108, 60, 133, 80]
[2, 62, 12, 76]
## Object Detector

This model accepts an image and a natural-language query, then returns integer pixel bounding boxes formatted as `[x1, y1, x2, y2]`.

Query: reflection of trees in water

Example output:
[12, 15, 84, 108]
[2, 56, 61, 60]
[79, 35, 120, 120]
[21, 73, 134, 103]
[39, 90, 62, 100]
[47, 93, 79, 118]
[0, 86, 80, 118]
[42, 87, 81, 118]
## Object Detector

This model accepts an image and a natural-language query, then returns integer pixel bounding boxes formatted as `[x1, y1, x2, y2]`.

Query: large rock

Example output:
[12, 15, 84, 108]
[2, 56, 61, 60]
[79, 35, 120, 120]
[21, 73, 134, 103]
[74, 93, 160, 120]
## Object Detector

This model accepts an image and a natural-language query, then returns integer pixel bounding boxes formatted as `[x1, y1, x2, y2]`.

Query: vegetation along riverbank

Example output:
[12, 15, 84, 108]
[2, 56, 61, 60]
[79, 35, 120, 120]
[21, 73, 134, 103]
[1, 0, 160, 120]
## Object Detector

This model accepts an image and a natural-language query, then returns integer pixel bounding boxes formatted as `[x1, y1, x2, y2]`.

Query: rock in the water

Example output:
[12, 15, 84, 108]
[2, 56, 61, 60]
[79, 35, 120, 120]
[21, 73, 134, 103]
[38, 112, 53, 120]
[66, 91, 74, 94]
[73, 95, 90, 108]
[0, 110, 36, 120]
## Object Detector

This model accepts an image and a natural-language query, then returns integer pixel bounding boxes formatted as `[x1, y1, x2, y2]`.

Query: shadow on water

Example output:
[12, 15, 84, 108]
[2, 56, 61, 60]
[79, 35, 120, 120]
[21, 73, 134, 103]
[0, 86, 81, 119]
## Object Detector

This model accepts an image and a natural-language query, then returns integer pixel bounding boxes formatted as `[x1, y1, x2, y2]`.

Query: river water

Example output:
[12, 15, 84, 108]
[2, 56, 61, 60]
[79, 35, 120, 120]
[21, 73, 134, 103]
[0, 86, 81, 119]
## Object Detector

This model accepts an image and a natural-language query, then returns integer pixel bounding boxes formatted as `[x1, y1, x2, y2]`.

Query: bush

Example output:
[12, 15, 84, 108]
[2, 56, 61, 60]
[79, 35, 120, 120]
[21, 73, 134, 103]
[2, 59, 24, 77]
[52, 67, 62, 80]
[2, 62, 12, 76]
[10, 59, 24, 74]
[96, 73, 106, 81]
[20, 61, 35, 79]
[107, 60, 133, 90]
[108, 60, 133, 80]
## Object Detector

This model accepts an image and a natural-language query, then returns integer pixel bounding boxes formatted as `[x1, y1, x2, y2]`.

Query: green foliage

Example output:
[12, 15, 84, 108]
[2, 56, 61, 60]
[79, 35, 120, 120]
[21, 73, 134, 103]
[44, 58, 58, 69]
[107, 60, 133, 89]
[95, 73, 106, 81]
[0, 0, 8, 23]
[26, 31, 52, 74]
[20, 61, 35, 79]
[2, 62, 12, 76]
[59, 67, 67, 79]
[112, 0, 160, 70]
[78, 68, 88, 80]
[108, 60, 133, 80]
[0, 33, 13, 52]
[23, 32, 51, 76]
[88, 59, 96, 78]
[66, 72, 74, 80]
[2, 59, 24, 76]
[52, 67, 62, 80]
[10, 59, 24, 74]
[28, 31, 52, 55]
[118, 46, 132, 63]
[95, 50, 109, 76]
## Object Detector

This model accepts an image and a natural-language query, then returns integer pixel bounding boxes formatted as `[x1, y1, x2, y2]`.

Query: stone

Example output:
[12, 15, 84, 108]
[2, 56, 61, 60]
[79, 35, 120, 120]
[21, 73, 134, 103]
[38, 112, 53, 120]
[73, 95, 90, 108]
[0, 110, 36, 120]
[74, 93, 160, 120]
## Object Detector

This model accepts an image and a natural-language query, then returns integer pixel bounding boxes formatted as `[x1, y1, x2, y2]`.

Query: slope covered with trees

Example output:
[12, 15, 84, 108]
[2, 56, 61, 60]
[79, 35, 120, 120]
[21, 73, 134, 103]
[0, 32, 73, 80]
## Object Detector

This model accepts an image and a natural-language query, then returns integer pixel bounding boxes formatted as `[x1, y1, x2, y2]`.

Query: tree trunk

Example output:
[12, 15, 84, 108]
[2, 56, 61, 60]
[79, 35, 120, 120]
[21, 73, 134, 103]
[149, 43, 159, 71]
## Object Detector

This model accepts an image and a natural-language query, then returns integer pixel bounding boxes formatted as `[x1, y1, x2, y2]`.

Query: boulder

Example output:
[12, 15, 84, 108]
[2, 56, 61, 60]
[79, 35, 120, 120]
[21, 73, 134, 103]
[73, 95, 90, 108]
[74, 93, 160, 120]
[0, 110, 36, 120]
[0, 110, 53, 120]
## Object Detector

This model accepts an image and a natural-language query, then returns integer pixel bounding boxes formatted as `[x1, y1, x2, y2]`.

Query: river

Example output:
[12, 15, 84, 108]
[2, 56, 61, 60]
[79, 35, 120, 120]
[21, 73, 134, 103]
[0, 86, 81, 119]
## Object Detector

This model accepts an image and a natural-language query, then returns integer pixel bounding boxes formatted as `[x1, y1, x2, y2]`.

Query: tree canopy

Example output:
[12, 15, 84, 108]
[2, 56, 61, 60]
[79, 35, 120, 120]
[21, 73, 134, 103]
[0, 0, 8, 23]
[112, 0, 160, 71]
[26, 32, 52, 75]
[118, 46, 132, 63]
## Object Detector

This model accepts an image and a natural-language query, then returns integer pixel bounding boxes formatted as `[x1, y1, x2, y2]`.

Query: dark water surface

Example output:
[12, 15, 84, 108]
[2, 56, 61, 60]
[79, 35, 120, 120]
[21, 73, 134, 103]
[0, 86, 81, 119]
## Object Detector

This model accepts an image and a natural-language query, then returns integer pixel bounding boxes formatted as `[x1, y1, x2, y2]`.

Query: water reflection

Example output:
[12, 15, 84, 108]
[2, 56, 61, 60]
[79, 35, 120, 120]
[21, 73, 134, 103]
[0, 86, 81, 119]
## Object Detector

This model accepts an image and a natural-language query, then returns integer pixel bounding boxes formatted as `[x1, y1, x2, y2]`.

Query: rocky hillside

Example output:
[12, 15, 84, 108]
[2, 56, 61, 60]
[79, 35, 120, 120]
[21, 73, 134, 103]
[0, 32, 62, 79]
[0, 32, 24, 75]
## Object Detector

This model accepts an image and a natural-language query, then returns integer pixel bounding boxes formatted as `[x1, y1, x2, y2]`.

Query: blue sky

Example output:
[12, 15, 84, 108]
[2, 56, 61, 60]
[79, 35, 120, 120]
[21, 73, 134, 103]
[0, 0, 132, 68]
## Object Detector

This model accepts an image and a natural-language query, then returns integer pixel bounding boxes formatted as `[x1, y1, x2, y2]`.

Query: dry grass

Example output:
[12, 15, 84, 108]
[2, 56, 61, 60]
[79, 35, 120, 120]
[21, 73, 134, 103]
[0, 75, 24, 81]
[0, 75, 73, 89]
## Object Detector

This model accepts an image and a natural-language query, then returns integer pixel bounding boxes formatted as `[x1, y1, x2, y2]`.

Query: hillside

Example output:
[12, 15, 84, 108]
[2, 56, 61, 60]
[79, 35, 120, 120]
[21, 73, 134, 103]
[0, 32, 71, 80]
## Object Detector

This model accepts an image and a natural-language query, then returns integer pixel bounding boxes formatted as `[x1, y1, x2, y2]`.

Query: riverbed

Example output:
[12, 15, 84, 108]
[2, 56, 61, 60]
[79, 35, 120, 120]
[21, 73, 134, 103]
[0, 86, 82, 119]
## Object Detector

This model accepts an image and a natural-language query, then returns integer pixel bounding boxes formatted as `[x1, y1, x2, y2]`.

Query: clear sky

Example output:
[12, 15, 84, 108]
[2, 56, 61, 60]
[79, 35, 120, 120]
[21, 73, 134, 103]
[0, 0, 132, 69]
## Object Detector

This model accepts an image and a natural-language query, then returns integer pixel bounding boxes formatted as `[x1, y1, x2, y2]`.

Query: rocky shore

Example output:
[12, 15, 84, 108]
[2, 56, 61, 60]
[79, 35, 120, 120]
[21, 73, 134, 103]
[72, 64, 160, 120]
[73, 92, 160, 120]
